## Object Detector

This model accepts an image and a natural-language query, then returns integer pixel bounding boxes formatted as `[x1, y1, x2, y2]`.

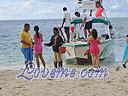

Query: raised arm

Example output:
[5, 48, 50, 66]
[80, 17, 86, 29]
[44, 36, 54, 47]
[97, 36, 101, 44]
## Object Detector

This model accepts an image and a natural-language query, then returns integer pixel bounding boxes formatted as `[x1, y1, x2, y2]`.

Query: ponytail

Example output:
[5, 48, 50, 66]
[36, 31, 40, 38]
[34, 26, 40, 38]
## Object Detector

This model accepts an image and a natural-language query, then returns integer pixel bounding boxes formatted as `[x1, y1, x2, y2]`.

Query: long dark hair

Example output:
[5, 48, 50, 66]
[91, 29, 98, 39]
[34, 26, 40, 38]
[96, 1, 104, 9]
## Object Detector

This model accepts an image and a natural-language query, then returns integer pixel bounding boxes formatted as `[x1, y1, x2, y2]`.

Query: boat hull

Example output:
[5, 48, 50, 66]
[64, 39, 113, 65]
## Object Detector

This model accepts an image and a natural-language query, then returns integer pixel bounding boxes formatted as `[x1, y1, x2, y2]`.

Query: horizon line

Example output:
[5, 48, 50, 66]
[0, 17, 128, 21]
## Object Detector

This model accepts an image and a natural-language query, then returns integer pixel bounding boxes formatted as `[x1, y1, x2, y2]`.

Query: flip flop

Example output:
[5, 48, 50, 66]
[123, 64, 126, 68]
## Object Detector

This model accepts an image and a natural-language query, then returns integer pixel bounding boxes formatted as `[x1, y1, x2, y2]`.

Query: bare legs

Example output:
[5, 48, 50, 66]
[54, 52, 63, 68]
[54, 61, 63, 68]
[91, 54, 100, 68]
[84, 29, 91, 38]
[35, 53, 46, 68]
[35, 54, 40, 68]
[39, 53, 46, 68]
[64, 27, 70, 43]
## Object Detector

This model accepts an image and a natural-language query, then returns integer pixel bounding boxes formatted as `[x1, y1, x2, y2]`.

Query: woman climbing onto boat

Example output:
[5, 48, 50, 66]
[122, 35, 128, 68]
[88, 29, 100, 68]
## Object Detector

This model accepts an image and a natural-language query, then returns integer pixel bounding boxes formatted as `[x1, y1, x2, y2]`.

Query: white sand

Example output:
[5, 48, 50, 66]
[0, 66, 128, 96]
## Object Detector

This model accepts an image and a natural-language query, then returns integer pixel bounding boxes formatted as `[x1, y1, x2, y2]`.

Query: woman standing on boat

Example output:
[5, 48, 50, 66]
[96, 1, 104, 18]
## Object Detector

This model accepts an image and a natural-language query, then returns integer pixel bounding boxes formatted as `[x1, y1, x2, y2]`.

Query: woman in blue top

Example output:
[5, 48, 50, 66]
[122, 35, 128, 68]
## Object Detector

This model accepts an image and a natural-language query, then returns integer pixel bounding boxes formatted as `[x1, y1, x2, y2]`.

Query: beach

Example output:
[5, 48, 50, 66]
[0, 14, 127, 96]
[0, 13, 127, 96]
[0, 0, 128, 95]
[0, 65, 128, 96]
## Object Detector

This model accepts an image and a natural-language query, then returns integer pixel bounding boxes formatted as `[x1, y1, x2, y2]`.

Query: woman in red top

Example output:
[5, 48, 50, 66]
[96, 2, 104, 17]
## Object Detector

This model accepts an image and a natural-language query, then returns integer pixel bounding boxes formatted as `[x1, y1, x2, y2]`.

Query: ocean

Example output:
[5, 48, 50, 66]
[0, 18, 127, 69]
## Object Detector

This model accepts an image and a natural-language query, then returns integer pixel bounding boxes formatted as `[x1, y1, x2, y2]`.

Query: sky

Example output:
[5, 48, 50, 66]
[0, 0, 128, 20]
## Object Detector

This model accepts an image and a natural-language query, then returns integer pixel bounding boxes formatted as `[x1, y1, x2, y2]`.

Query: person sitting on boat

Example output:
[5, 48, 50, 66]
[69, 25, 75, 42]
[80, 11, 93, 39]
[44, 27, 64, 68]
[95, 1, 104, 18]
[61, 7, 71, 43]
[73, 11, 82, 40]
[122, 35, 128, 68]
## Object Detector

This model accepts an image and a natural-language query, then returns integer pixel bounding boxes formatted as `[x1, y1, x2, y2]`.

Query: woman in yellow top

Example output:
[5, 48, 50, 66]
[20, 23, 33, 68]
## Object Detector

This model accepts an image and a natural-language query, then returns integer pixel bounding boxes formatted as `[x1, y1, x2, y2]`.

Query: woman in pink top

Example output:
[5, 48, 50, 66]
[96, 1, 104, 17]
[88, 29, 100, 68]
[33, 26, 45, 68]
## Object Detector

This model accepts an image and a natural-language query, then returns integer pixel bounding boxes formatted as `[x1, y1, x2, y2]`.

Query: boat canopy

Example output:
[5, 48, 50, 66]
[71, 18, 111, 25]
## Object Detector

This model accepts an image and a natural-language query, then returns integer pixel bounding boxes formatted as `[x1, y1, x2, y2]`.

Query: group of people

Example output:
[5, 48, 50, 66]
[19, 1, 128, 69]
[20, 24, 64, 68]
[19, 24, 101, 69]
[61, 1, 104, 42]
[19, 1, 105, 69]
[20, 24, 46, 68]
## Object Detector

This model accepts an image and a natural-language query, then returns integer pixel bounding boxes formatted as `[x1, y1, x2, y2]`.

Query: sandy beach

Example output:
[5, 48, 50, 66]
[0, 65, 128, 96]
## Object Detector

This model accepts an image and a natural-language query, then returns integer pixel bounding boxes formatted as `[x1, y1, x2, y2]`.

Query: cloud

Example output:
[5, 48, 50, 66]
[21, 0, 32, 10]
[103, 0, 128, 17]
[111, 2, 119, 9]
[0, 0, 128, 20]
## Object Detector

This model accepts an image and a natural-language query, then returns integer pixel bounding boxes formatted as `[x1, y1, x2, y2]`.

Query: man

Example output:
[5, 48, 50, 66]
[80, 11, 92, 39]
[20, 23, 33, 67]
[74, 11, 82, 39]
[61, 7, 71, 43]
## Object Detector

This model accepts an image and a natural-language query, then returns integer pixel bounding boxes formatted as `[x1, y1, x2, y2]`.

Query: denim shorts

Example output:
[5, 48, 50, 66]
[21, 48, 33, 63]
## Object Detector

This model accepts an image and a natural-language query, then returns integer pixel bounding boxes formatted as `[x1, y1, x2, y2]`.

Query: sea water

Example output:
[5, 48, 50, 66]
[0, 18, 127, 70]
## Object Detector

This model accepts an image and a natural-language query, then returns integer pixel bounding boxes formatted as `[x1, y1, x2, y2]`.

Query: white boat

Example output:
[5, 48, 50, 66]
[63, 0, 113, 65]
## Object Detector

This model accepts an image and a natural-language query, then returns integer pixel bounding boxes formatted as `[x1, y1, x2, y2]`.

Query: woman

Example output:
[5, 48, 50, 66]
[96, 1, 104, 18]
[88, 29, 100, 68]
[33, 26, 45, 68]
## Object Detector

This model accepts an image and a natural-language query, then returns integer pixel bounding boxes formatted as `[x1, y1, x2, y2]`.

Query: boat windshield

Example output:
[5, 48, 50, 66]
[92, 23, 109, 36]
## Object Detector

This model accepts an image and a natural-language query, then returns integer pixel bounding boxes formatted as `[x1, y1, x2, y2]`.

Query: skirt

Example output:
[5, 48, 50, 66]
[34, 44, 42, 55]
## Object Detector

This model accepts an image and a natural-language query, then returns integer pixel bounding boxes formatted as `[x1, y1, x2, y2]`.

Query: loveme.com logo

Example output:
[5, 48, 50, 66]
[17, 63, 109, 81]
